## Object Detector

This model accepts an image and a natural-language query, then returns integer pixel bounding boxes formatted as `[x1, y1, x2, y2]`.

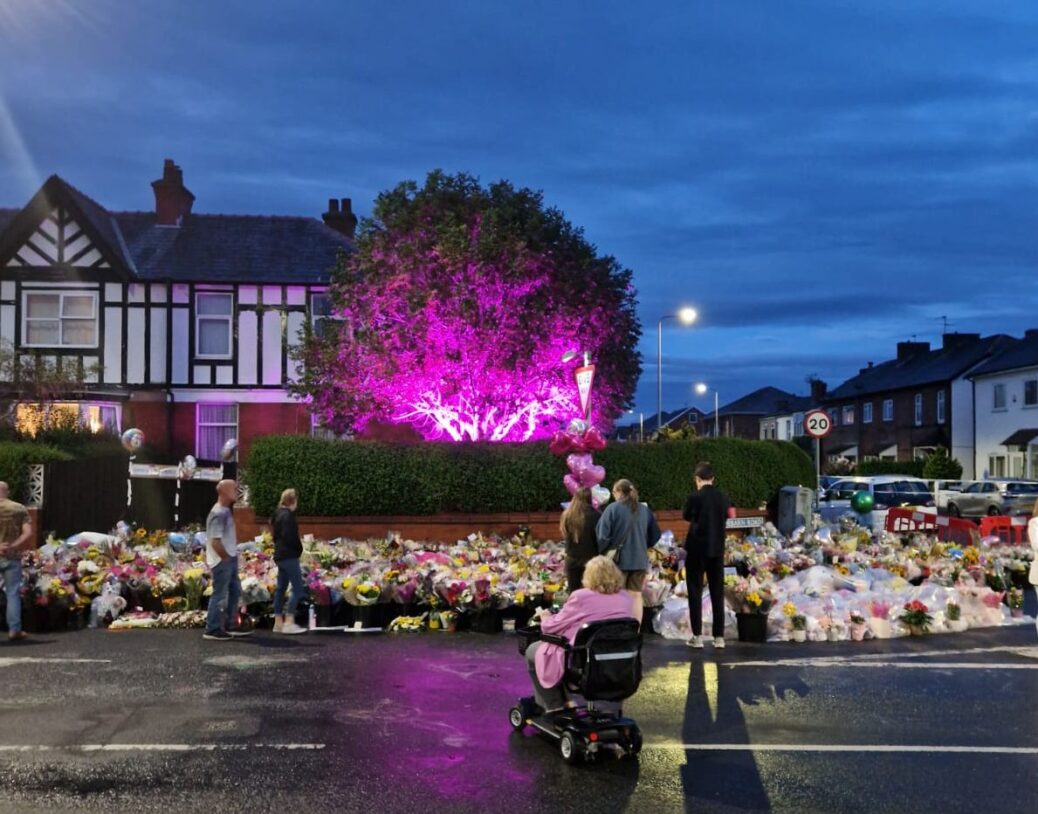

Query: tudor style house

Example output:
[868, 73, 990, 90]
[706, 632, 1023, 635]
[819, 333, 1014, 477]
[0, 160, 353, 462]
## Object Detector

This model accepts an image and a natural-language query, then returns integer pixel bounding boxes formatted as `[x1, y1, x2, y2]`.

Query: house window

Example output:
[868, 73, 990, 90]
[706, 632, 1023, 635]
[842, 406, 855, 425]
[784, 419, 791, 438]
[937, 391, 946, 424]
[1025, 380, 1038, 407]
[914, 394, 923, 426]
[862, 402, 873, 424]
[14, 401, 120, 437]
[794, 415, 804, 436]
[993, 383, 1006, 410]
[22, 291, 98, 348]
[310, 292, 335, 339]
[988, 455, 1006, 478]
[196, 293, 233, 358]
[882, 399, 893, 422]
[196, 403, 238, 461]
[827, 408, 838, 426]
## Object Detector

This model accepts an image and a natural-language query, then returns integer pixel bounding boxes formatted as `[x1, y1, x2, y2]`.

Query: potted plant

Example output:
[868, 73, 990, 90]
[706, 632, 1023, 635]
[900, 600, 933, 635]
[849, 612, 868, 641]
[735, 587, 771, 643]
[945, 601, 967, 632]
[1007, 588, 1024, 618]
[790, 614, 807, 642]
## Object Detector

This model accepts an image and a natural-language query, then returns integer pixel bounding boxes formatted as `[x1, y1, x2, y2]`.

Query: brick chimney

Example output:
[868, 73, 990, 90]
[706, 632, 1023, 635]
[322, 198, 358, 237]
[896, 341, 930, 361]
[151, 159, 195, 227]
[809, 378, 827, 403]
[941, 332, 980, 350]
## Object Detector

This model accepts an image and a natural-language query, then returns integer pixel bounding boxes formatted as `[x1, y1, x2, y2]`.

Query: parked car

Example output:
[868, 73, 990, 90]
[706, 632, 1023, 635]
[817, 475, 841, 500]
[818, 476, 935, 531]
[928, 479, 966, 512]
[945, 480, 1038, 518]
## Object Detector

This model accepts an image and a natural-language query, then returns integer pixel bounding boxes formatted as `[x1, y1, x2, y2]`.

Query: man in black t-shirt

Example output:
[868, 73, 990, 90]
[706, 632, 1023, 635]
[682, 462, 731, 649]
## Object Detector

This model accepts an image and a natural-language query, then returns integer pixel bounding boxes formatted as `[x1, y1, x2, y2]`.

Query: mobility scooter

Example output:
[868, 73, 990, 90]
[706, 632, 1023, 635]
[509, 618, 643, 763]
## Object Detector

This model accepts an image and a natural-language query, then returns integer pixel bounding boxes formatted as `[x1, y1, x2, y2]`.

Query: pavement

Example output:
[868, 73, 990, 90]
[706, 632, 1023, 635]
[0, 615, 1036, 814]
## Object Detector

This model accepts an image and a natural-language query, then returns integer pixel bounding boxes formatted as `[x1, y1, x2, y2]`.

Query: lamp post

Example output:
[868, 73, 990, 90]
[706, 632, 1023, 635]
[657, 306, 698, 431]
[695, 382, 719, 437]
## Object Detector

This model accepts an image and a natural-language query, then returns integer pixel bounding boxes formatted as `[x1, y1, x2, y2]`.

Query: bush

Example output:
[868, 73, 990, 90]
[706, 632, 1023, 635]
[245, 436, 815, 517]
[855, 459, 927, 477]
[922, 448, 963, 480]
[0, 441, 73, 502]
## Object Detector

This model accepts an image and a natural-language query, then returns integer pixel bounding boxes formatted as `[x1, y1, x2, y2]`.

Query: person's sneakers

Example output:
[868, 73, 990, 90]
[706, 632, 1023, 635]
[203, 630, 232, 641]
[272, 617, 284, 633]
[280, 622, 307, 635]
[7, 631, 28, 643]
[712, 637, 726, 649]
[227, 628, 254, 638]
[686, 635, 704, 649]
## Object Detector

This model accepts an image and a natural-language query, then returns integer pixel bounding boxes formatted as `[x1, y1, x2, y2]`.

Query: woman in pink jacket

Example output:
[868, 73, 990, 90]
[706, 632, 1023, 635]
[524, 556, 636, 712]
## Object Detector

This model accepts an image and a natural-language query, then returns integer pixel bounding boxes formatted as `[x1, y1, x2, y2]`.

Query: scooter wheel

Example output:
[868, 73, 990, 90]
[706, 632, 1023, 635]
[627, 730, 643, 758]
[559, 732, 582, 763]
[508, 707, 525, 731]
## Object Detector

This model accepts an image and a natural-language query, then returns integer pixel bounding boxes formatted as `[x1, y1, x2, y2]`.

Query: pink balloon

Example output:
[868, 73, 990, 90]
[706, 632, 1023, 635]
[727, 507, 737, 519]
[578, 464, 606, 487]
[583, 427, 607, 451]
[549, 431, 573, 456]
[566, 453, 593, 474]
[563, 474, 581, 496]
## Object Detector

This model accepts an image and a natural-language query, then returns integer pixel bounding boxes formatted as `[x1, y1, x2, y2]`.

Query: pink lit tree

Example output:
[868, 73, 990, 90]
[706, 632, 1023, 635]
[294, 171, 641, 442]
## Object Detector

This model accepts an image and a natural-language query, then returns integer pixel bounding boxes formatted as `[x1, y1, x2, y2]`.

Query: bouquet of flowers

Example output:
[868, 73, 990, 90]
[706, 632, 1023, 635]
[900, 600, 933, 633]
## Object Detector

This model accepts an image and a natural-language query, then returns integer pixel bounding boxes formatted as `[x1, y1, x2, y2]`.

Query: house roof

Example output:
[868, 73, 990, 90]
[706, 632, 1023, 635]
[969, 332, 1038, 378]
[826, 334, 1013, 400]
[718, 386, 809, 416]
[0, 175, 351, 284]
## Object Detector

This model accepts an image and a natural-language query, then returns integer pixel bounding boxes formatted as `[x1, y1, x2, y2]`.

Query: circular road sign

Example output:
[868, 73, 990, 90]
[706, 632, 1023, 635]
[803, 410, 833, 439]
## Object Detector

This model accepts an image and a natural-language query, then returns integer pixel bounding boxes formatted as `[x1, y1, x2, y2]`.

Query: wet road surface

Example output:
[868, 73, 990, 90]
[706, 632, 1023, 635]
[0, 620, 1036, 813]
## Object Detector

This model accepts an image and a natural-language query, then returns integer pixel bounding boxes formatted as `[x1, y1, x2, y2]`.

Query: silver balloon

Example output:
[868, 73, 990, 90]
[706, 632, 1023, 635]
[220, 438, 238, 462]
[567, 418, 589, 435]
[180, 455, 198, 479]
[121, 428, 144, 452]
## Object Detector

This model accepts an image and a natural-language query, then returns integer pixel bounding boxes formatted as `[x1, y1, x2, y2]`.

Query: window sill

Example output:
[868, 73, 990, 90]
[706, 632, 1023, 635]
[194, 355, 234, 362]
[20, 343, 99, 350]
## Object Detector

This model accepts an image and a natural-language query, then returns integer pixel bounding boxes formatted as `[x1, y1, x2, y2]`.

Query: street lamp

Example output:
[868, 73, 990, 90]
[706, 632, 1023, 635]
[657, 306, 698, 431]
[695, 382, 719, 437]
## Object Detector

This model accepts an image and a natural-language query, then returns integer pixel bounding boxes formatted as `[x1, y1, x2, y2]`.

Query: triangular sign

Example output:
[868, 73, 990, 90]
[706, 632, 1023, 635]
[574, 364, 595, 418]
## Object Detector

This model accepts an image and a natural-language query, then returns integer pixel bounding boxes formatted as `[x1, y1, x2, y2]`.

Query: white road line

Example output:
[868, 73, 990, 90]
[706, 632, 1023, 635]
[0, 658, 112, 668]
[0, 743, 325, 753]
[652, 744, 1038, 755]
[729, 660, 1038, 670]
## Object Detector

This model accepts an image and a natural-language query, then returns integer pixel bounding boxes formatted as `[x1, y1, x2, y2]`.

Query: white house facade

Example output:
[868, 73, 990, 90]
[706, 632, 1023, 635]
[0, 160, 353, 461]
[969, 331, 1038, 479]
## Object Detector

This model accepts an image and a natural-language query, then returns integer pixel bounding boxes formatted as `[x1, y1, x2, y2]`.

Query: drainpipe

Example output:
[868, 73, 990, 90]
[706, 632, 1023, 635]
[165, 388, 176, 456]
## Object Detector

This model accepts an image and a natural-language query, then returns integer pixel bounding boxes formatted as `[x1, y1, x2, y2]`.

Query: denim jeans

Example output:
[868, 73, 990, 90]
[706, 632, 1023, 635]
[1, 559, 22, 635]
[273, 558, 304, 617]
[205, 556, 241, 634]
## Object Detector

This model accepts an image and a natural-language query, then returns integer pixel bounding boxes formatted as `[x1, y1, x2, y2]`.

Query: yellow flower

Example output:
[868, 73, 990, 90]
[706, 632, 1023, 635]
[783, 601, 798, 618]
[746, 591, 762, 608]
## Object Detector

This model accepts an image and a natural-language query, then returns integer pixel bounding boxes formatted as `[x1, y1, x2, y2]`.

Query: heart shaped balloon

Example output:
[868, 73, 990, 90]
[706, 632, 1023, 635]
[578, 464, 606, 487]
[590, 485, 611, 508]
[549, 431, 574, 456]
[566, 453, 593, 474]
[583, 426, 607, 451]
[563, 474, 581, 496]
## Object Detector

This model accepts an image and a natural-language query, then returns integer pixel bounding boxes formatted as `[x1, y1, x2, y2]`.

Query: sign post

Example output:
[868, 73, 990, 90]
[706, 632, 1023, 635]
[574, 364, 595, 422]
[803, 409, 834, 487]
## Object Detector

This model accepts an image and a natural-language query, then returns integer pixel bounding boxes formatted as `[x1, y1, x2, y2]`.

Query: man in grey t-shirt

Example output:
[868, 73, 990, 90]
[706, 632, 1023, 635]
[203, 480, 251, 640]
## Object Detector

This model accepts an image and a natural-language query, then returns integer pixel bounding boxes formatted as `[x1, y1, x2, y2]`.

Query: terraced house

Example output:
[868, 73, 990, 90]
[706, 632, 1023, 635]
[0, 160, 353, 462]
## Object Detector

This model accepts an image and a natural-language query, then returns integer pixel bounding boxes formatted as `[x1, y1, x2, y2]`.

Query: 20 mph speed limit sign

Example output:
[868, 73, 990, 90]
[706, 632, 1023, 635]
[803, 410, 833, 439]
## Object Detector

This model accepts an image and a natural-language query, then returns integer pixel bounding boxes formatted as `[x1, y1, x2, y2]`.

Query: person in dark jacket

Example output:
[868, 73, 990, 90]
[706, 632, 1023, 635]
[559, 487, 601, 593]
[272, 488, 306, 634]
[682, 462, 731, 649]
[596, 479, 662, 624]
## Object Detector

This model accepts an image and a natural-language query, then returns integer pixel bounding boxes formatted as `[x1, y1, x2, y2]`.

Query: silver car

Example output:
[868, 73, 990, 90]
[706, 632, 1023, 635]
[946, 480, 1038, 518]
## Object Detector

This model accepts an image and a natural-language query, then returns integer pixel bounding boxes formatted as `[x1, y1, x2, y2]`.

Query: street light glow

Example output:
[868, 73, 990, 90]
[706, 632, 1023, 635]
[678, 307, 698, 325]
[694, 382, 708, 395]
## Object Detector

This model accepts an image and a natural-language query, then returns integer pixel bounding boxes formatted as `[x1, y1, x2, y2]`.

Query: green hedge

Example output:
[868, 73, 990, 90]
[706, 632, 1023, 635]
[855, 459, 927, 477]
[0, 441, 73, 502]
[245, 436, 815, 517]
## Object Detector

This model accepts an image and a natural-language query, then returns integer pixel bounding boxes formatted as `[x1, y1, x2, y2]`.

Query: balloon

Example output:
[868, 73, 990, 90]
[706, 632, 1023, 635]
[583, 427, 607, 451]
[850, 490, 875, 513]
[578, 464, 606, 488]
[590, 485, 611, 508]
[549, 431, 574, 456]
[220, 438, 238, 462]
[180, 455, 198, 479]
[121, 428, 144, 452]
[727, 506, 737, 519]
[566, 453, 593, 474]
[563, 474, 581, 496]
[567, 418, 589, 435]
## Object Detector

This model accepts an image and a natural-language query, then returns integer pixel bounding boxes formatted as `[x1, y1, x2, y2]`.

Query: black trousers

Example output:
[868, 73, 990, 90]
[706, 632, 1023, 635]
[686, 551, 725, 638]
[565, 558, 588, 594]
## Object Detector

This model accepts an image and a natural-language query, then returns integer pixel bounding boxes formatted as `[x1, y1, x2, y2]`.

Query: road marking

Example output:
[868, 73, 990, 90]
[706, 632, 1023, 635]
[653, 744, 1038, 755]
[0, 743, 325, 753]
[0, 658, 111, 668]
[729, 659, 1038, 670]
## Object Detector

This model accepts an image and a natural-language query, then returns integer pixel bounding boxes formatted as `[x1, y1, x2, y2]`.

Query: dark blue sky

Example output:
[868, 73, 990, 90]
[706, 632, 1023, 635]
[1, 1, 1035, 417]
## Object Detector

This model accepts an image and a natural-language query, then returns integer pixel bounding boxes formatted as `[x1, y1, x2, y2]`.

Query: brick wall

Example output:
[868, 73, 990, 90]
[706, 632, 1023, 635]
[238, 403, 310, 463]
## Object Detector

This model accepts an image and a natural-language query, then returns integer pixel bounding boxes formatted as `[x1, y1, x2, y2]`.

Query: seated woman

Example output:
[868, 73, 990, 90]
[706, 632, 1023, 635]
[525, 556, 636, 713]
